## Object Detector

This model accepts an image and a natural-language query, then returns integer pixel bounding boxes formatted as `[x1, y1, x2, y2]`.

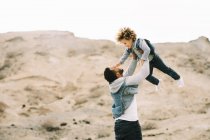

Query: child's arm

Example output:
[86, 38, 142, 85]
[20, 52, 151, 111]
[114, 63, 121, 68]
[119, 49, 131, 64]
[139, 39, 150, 62]
[114, 49, 131, 68]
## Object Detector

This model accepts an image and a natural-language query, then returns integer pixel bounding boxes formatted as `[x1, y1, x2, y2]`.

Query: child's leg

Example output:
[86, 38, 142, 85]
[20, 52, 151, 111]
[153, 55, 180, 80]
[146, 62, 160, 85]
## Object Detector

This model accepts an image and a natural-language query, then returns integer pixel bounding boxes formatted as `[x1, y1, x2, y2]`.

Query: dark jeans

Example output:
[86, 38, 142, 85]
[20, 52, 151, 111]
[114, 120, 142, 140]
[146, 54, 180, 85]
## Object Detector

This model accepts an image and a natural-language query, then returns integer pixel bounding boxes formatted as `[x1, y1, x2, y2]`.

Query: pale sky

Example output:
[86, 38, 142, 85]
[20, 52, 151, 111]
[0, 0, 209, 42]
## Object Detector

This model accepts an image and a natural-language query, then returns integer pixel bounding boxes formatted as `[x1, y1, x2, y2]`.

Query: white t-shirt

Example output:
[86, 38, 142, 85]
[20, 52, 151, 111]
[115, 95, 138, 121]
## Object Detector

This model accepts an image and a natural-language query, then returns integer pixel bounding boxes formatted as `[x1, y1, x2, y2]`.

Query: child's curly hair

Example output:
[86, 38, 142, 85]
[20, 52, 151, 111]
[116, 27, 137, 42]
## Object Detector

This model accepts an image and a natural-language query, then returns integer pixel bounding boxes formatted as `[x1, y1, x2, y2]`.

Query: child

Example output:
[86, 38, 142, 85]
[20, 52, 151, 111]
[114, 27, 184, 91]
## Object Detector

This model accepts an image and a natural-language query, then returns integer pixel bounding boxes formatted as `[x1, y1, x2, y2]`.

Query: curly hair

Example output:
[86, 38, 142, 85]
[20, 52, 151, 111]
[116, 27, 137, 42]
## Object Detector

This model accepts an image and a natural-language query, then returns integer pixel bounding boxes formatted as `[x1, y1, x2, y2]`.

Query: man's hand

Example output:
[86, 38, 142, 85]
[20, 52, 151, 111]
[132, 53, 137, 60]
[139, 59, 145, 66]
[138, 49, 144, 54]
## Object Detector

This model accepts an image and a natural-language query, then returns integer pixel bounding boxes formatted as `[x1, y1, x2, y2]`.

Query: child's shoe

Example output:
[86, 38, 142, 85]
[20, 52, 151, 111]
[155, 79, 162, 92]
[177, 77, 184, 88]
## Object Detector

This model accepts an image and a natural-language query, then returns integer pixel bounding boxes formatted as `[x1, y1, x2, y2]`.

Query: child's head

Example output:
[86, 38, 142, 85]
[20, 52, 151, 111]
[116, 27, 137, 49]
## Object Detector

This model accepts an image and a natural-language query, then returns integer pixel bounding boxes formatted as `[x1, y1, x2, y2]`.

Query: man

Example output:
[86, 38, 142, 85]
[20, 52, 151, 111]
[104, 54, 150, 140]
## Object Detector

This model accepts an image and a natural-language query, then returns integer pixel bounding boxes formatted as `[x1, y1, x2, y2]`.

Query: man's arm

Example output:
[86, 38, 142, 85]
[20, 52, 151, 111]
[123, 58, 138, 77]
[125, 60, 150, 85]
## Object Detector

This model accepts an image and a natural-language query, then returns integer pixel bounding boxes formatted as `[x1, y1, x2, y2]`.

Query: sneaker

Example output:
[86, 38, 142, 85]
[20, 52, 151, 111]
[155, 79, 162, 92]
[155, 85, 159, 92]
[177, 77, 184, 87]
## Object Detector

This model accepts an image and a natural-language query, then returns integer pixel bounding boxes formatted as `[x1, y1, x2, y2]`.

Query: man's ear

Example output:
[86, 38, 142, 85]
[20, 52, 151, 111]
[116, 72, 121, 78]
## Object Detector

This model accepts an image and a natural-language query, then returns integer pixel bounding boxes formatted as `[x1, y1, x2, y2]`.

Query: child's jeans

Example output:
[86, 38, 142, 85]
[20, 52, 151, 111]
[146, 54, 180, 85]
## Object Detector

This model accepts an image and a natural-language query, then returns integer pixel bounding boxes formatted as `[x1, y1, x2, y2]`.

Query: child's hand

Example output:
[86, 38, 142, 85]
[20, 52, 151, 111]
[112, 63, 121, 69]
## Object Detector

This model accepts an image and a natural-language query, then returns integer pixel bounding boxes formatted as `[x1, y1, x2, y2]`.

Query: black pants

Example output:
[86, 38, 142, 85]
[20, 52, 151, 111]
[146, 54, 180, 85]
[115, 120, 142, 140]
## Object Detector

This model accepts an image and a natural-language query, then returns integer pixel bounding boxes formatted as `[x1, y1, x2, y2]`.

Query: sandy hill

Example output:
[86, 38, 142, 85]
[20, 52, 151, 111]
[0, 31, 210, 140]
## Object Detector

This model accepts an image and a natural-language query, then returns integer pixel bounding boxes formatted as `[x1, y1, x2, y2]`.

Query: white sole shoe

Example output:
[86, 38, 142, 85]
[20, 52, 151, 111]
[155, 79, 162, 92]
[177, 77, 184, 88]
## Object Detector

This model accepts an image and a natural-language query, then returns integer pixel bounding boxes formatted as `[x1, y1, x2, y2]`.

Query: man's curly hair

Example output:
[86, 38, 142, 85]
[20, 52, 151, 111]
[116, 27, 137, 42]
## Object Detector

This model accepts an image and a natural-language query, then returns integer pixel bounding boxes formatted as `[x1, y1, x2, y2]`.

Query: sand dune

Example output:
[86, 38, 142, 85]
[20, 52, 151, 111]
[0, 31, 210, 140]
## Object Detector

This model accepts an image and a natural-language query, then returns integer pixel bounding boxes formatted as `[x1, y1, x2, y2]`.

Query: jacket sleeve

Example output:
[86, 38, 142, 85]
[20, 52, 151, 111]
[125, 60, 150, 85]
[123, 59, 138, 77]
[119, 49, 131, 64]
[138, 39, 150, 61]
[123, 85, 139, 95]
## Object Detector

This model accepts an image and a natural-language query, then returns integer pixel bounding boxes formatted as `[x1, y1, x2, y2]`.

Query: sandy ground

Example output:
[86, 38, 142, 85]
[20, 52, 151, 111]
[0, 31, 210, 140]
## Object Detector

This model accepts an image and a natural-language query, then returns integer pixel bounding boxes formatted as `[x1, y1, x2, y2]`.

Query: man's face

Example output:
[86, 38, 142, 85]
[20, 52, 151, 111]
[112, 67, 124, 78]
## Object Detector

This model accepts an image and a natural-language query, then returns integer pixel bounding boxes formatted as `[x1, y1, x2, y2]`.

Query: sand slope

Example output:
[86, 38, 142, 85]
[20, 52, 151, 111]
[0, 31, 210, 140]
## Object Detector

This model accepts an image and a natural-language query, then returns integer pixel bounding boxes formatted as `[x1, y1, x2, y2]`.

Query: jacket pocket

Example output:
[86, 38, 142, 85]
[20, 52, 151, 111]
[112, 105, 123, 118]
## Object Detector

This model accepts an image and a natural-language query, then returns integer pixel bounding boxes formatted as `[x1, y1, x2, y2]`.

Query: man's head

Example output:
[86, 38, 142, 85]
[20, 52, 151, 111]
[116, 27, 137, 49]
[104, 67, 124, 83]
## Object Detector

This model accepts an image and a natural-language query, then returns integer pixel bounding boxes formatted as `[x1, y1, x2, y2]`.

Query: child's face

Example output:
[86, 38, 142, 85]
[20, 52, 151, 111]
[120, 39, 133, 49]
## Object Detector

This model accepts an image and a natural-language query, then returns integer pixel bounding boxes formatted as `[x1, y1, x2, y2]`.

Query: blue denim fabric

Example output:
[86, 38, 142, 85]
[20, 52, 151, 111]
[111, 81, 138, 118]
[119, 38, 152, 64]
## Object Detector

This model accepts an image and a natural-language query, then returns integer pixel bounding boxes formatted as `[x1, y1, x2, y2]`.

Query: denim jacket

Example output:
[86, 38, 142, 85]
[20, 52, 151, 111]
[111, 79, 138, 118]
[109, 59, 150, 119]
[119, 38, 153, 64]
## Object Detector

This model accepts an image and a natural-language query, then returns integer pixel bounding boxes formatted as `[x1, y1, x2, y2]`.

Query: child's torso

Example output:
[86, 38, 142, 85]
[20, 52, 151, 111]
[131, 39, 154, 61]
